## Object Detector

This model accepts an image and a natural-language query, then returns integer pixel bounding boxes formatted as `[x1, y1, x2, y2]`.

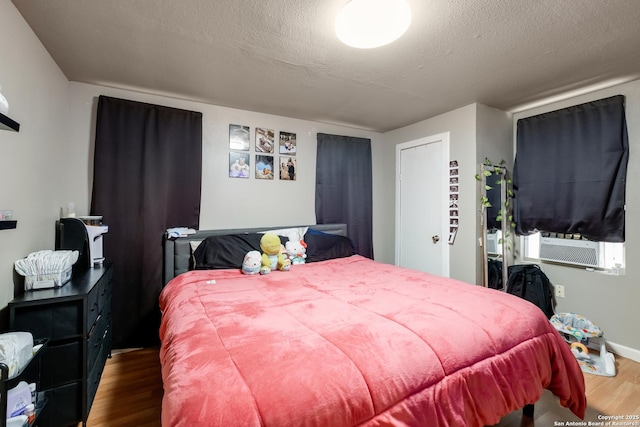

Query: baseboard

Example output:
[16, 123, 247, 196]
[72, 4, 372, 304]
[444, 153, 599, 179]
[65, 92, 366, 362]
[606, 340, 640, 363]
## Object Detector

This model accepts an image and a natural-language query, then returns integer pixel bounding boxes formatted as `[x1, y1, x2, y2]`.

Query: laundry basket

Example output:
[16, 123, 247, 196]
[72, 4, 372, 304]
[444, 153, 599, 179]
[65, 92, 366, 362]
[550, 312, 616, 377]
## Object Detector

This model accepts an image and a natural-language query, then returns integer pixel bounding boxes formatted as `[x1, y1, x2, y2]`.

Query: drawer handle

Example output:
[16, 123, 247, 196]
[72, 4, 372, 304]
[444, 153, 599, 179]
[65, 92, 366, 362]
[88, 314, 102, 337]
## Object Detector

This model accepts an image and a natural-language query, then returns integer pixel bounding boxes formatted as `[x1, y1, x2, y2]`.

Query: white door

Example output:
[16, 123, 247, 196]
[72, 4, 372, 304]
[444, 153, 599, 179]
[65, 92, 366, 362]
[396, 133, 450, 277]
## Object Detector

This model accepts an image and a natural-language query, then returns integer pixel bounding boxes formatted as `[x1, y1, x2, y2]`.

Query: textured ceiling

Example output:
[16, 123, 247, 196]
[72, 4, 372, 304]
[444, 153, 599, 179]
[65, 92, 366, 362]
[11, 0, 640, 132]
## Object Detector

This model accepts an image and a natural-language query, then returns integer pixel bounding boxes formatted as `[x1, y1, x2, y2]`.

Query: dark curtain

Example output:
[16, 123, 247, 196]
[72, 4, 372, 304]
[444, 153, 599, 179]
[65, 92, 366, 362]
[91, 96, 202, 348]
[315, 133, 373, 258]
[513, 95, 628, 242]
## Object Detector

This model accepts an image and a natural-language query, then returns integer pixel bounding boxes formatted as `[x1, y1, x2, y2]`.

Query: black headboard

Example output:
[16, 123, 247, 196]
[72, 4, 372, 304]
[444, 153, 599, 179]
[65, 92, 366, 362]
[163, 223, 347, 285]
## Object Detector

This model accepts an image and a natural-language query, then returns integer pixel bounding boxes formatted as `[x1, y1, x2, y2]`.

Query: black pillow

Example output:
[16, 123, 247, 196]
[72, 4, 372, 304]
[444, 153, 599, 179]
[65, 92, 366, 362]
[193, 233, 288, 270]
[305, 232, 355, 262]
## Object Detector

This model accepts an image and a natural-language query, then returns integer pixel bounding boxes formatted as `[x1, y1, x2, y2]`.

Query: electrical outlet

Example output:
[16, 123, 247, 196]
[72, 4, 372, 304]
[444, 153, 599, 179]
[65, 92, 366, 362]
[555, 284, 565, 298]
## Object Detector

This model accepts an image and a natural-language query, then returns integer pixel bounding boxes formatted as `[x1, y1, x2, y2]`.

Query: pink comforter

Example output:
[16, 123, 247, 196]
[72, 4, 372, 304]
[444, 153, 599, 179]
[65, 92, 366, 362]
[159, 255, 586, 426]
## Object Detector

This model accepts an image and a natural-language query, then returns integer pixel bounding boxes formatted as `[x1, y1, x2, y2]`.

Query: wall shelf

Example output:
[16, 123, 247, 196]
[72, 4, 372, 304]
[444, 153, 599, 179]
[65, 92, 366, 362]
[0, 221, 17, 230]
[0, 112, 20, 132]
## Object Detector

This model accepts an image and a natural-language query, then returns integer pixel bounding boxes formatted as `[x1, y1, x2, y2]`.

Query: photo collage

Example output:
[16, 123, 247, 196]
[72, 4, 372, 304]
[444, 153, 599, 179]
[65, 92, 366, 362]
[229, 124, 297, 180]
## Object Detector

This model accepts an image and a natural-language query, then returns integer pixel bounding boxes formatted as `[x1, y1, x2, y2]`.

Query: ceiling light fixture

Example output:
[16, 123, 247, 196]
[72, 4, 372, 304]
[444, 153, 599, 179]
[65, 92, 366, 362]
[335, 0, 411, 49]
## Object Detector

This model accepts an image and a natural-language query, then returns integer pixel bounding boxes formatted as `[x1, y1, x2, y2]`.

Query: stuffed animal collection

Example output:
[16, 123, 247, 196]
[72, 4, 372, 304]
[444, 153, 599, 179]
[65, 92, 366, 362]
[241, 233, 310, 274]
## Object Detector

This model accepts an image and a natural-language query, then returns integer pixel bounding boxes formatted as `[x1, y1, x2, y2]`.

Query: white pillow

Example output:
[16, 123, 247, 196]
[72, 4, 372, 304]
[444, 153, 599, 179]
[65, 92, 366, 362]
[189, 240, 203, 266]
[260, 227, 308, 242]
[189, 240, 203, 253]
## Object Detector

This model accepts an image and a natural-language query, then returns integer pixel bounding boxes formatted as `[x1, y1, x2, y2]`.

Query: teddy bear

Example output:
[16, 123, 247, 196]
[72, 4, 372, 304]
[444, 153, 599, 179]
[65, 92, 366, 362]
[260, 233, 291, 274]
[242, 250, 262, 275]
[285, 240, 307, 265]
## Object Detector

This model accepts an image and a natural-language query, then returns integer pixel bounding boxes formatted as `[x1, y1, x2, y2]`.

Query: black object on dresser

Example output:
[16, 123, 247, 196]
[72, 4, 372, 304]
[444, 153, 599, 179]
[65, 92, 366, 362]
[8, 262, 113, 427]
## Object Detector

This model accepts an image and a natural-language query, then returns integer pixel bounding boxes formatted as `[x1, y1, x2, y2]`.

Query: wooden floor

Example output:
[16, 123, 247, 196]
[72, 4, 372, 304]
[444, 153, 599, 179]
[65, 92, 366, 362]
[86, 347, 640, 426]
[86, 347, 163, 427]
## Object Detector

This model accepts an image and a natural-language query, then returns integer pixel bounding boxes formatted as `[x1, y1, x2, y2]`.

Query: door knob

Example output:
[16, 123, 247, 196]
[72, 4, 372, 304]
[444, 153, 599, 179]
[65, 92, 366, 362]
[432, 235, 440, 244]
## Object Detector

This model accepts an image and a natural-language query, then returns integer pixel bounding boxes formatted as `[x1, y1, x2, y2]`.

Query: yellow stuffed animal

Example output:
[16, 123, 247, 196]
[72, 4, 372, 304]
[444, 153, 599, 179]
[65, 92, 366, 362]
[260, 233, 291, 274]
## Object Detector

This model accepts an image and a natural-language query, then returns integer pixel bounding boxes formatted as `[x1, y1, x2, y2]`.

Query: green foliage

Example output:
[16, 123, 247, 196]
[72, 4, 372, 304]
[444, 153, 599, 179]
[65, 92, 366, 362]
[477, 157, 516, 250]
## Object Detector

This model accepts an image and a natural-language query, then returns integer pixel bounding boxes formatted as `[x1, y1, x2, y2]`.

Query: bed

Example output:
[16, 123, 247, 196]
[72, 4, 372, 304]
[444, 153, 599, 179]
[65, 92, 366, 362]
[159, 224, 586, 426]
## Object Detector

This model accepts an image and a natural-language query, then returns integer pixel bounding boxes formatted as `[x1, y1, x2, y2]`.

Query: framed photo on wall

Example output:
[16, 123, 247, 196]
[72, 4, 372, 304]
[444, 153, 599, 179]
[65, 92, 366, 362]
[279, 156, 296, 181]
[255, 155, 274, 180]
[279, 131, 297, 155]
[256, 128, 275, 153]
[229, 124, 250, 151]
[229, 151, 250, 178]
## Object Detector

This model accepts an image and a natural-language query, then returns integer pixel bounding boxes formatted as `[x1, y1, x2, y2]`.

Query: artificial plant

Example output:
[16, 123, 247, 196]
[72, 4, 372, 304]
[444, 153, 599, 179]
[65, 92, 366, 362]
[475, 158, 515, 250]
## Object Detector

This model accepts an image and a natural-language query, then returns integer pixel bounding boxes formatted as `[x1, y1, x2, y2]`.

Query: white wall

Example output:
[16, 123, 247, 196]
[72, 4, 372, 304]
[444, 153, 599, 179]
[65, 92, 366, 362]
[0, 1, 70, 313]
[513, 79, 640, 360]
[383, 104, 479, 284]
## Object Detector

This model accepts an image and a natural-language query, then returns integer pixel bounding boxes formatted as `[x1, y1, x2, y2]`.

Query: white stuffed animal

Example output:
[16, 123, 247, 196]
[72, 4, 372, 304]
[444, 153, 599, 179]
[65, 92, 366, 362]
[285, 240, 307, 265]
[242, 250, 262, 274]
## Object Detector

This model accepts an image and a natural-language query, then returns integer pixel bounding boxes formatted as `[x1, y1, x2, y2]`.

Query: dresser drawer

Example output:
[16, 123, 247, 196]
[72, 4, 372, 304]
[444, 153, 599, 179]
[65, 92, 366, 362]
[87, 313, 109, 368]
[41, 340, 83, 388]
[40, 381, 81, 427]
[87, 326, 111, 415]
[98, 269, 113, 313]
[12, 300, 83, 340]
[87, 284, 100, 329]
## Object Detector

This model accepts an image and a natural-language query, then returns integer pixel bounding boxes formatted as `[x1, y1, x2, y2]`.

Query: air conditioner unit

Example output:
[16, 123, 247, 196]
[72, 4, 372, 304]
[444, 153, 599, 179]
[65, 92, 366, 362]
[486, 230, 502, 255]
[539, 237, 602, 268]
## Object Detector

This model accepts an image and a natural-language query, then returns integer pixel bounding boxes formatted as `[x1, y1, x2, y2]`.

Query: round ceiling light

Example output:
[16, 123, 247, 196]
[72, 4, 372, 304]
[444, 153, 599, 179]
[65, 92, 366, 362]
[335, 0, 412, 49]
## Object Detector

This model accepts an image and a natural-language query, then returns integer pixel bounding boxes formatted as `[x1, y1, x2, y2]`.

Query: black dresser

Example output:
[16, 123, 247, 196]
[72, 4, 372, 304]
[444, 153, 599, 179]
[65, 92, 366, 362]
[8, 262, 113, 427]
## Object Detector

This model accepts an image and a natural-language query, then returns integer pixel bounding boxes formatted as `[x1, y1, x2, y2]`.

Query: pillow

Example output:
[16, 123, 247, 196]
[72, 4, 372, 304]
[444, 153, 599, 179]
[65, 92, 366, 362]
[189, 240, 203, 270]
[193, 233, 288, 270]
[261, 227, 308, 242]
[305, 228, 330, 236]
[304, 232, 355, 262]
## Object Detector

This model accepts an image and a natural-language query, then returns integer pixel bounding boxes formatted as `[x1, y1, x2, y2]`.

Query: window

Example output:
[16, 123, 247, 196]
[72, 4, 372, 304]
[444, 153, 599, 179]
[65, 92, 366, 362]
[515, 95, 628, 273]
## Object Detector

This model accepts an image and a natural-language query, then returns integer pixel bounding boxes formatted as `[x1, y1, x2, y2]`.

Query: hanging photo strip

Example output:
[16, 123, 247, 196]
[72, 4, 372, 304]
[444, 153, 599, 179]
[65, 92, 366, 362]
[448, 160, 459, 244]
